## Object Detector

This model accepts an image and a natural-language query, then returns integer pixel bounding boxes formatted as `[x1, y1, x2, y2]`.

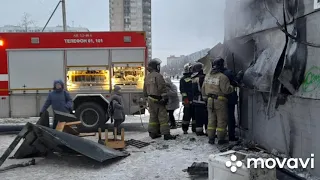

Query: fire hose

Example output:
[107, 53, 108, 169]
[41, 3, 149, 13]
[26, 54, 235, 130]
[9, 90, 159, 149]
[137, 102, 184, 131]
[138, 105, 149, 131]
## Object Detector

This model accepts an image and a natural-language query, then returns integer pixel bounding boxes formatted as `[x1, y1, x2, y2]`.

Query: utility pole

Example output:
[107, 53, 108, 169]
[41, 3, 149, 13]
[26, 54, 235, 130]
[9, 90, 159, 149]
[61, 0, 67, 31]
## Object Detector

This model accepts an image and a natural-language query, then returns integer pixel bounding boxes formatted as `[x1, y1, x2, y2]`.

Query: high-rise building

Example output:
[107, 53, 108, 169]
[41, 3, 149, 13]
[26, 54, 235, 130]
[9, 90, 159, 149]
[109, 0, 152, 61]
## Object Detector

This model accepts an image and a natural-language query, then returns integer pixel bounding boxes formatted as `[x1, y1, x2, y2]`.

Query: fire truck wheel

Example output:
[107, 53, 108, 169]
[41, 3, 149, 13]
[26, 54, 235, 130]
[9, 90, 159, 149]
[75, 102, 107, 129]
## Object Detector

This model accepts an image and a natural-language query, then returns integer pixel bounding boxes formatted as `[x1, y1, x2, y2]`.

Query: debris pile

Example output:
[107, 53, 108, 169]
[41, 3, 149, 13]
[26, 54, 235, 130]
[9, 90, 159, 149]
[0, 113, 131, 173]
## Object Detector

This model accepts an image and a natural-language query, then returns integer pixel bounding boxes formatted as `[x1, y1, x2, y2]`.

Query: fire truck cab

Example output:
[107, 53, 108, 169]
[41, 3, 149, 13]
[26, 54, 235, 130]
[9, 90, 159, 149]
[0, 31, 147, 128]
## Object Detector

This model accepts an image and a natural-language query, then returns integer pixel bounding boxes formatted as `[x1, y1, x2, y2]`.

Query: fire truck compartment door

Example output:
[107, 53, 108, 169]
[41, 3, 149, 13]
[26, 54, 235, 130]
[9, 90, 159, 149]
[66, 49, 109, 66]
[8, 50, 64, 89]
[111, 49, 145, 62]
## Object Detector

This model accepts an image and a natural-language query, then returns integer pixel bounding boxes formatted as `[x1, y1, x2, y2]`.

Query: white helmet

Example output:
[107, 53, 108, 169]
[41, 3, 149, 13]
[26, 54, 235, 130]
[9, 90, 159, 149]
[183, 63, 192, 73]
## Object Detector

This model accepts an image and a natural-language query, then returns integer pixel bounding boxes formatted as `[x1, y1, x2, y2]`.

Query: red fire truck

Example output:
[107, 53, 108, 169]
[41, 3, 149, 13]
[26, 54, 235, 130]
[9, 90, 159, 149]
[0, 31, 147, 128]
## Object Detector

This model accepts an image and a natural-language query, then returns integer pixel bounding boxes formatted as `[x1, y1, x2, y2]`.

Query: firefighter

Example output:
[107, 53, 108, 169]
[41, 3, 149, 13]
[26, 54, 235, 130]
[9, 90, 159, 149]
[202, 58, 234, 145]
[180, 63, 196, 134]
[191, 62, 208, 136]
[221, 62, 244, 142]
[143, 58, 176, 140]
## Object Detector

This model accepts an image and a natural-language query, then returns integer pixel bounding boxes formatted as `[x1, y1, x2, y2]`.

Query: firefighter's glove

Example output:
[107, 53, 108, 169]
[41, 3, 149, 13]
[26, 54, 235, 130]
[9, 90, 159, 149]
[138, 98, 146, 108]
[203, 97, 208, 105]
[235, 70, 244, 83]
[182, 98, 190, 107]
[238, 83, 245, 88]
[162, 95, 169, 104]
[158, 99, 167, 106]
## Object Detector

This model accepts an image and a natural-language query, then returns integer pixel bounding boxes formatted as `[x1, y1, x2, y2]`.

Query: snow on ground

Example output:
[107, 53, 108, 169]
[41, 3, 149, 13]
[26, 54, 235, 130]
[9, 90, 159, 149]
[0, 129, 217, 180]
[0, 104, 201, 180]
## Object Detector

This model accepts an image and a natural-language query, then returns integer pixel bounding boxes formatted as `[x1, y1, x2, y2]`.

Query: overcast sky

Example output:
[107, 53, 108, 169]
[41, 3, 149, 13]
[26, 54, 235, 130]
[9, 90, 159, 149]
[1, 0, 225, 64]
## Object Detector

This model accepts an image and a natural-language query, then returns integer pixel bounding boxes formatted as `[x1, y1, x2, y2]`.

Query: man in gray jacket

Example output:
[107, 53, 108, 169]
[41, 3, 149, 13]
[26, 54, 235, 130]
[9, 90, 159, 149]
[110, 85, 125, 134]
[164, 77, 180, 129]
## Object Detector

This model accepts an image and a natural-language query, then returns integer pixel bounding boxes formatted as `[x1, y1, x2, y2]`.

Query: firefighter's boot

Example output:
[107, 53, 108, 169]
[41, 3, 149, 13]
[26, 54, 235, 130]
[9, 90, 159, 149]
[170, 124, 177, 129]
[229, 137, 239, 142]
[149, 133, 161, 139]
[192, 125, 196, 133]
[183, 131, 188, 134]
[208, 138, 215, 145]
[164, 134, 176, 140]
[218, 140, 229, 145]
[196, 131, 206, 136]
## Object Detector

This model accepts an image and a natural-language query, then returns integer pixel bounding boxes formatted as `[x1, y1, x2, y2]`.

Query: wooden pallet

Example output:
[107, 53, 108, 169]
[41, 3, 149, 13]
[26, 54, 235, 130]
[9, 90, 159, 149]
[98, 128, 126, 149]
[55, 121, 96, 137]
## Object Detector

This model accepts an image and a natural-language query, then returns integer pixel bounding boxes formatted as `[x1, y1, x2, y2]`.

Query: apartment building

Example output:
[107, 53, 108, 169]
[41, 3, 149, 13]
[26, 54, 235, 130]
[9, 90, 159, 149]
[166, 48, 210, 75]
[109, 0, 152, 61]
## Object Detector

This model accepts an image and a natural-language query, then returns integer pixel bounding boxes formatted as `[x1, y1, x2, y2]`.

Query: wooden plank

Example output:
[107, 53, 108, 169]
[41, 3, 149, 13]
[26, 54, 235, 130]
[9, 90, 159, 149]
[55, 122, 66, 132]
[65, 121, 81, 126]
[105, 130, 108, 145]
[78, 133, 96, 137]
[114, 128, 117, 140]
[63, 125, 79, 135]
[106, 140, 126, 149]
[121, 128, 125, 141]
[98, 128, 102, 140]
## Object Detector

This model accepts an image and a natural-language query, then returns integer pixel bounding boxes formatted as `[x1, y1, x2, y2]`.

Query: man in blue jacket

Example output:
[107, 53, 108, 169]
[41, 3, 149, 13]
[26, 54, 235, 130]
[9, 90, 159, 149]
[40, 80, 73, 129]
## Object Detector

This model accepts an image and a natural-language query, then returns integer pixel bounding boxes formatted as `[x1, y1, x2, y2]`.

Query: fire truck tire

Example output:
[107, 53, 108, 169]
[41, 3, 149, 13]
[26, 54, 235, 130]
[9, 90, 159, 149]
[75, 102, 107, 129]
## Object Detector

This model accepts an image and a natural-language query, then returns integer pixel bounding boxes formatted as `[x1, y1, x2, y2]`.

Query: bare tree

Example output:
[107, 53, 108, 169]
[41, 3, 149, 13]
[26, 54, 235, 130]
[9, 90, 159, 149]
[20, 13, 35, 32]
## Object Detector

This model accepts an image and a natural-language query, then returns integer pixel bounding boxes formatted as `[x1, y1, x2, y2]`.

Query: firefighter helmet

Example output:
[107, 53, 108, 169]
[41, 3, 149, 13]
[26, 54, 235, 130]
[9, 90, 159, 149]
[192, 62, 204, 73]
[212, 57, 225, 71]
[148, 58, 162, 72]
[188, 63, 194, 73]
[183, 63, 192, 73]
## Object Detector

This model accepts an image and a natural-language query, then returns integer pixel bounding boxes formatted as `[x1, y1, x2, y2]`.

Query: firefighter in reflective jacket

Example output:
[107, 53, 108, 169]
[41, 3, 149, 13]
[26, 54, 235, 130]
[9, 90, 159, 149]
[143, 58, 176, 140]
[191, 62, 208, 136]
[202, 58, 234, 145]
[180, 63, 196, 134]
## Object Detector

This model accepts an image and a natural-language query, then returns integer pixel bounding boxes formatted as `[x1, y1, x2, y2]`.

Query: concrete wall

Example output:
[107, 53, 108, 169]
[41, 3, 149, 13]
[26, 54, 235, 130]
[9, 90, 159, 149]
[242, 89, 320, 176]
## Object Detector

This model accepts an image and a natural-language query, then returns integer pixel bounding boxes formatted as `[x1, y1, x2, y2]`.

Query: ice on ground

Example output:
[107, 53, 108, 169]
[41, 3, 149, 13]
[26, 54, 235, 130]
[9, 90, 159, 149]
[0, 117, 40, 124]
[0, 129, 217, 180]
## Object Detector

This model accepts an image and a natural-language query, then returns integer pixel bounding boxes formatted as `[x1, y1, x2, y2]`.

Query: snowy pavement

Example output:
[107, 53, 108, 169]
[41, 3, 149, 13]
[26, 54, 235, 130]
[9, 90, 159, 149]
[0, 105, 217, 180]
[1, 114, 320, 179]
[0, 127, 217, 180]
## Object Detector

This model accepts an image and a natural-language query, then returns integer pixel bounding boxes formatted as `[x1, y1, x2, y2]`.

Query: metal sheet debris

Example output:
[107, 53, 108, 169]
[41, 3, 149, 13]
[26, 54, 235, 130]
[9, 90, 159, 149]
[54, 110, 78, 122]
[0, 122, 128, 166]
[186, 162, 208, 176]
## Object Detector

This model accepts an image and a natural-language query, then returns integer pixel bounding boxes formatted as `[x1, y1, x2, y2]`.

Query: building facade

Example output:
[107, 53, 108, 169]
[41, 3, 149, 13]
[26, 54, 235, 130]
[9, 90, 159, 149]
[109, 0, 152, 61]
[0, 25, 89, 32]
